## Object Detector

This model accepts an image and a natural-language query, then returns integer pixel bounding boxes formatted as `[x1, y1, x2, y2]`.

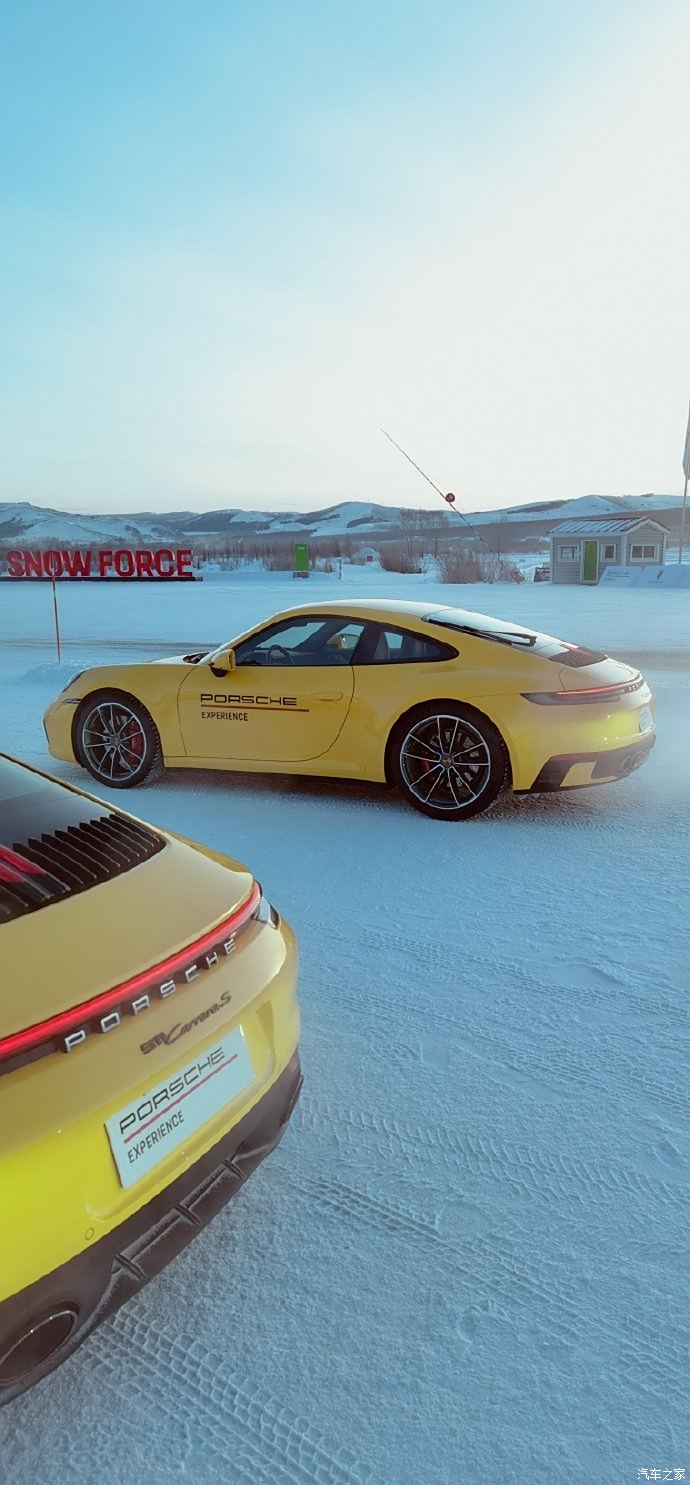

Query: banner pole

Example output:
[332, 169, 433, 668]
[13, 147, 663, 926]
[51, 575, 62, 664]
[678, 473, 688, 565]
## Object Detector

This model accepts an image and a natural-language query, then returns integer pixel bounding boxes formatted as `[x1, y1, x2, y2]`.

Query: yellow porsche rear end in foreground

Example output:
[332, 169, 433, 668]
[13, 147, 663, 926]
[0, 755, 300, 1404]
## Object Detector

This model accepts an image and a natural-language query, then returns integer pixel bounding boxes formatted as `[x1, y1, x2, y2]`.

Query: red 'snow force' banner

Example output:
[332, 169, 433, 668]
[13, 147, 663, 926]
[2, 549, 194, 580]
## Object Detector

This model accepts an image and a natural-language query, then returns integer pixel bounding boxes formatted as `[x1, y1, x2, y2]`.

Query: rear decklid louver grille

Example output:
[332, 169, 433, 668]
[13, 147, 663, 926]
[0, 813, 164, 924]
[555, 644, 608, 667]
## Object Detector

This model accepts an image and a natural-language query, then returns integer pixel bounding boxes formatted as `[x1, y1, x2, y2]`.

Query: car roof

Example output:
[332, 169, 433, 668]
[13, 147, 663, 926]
[267, 598, 454, 624]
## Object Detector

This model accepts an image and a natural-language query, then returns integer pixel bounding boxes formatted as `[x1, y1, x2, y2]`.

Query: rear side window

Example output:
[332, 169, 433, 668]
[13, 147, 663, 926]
[424, 608, 606, 665]
[356, 624, 456, 664]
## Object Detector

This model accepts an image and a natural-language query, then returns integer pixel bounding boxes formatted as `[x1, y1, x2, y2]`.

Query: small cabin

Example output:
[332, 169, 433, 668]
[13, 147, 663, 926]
[548, 517, 668, 585]
[352, 546, 381, 565]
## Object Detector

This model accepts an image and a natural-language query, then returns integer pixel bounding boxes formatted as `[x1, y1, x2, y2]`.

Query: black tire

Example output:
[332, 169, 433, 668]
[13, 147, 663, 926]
[75, 691, 161, 789]
[391, 703, 510, 820]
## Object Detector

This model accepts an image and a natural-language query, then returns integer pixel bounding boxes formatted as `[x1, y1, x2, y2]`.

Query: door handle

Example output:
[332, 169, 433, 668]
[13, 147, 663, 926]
[314, 692, 343, 702]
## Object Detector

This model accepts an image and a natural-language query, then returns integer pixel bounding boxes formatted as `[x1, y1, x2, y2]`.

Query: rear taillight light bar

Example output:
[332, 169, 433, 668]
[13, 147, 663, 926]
[523, 676, 644, 705]
[0, 881, 262, 1070]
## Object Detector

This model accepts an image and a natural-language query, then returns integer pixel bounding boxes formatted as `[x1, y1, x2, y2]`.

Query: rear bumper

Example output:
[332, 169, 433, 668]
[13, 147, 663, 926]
[521, 733, 655, 792]
[0, 1051, 301, 1404]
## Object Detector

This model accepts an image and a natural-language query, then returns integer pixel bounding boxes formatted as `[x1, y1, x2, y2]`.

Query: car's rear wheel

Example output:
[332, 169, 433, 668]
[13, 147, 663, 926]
[392, 704, 510, 820]
[76, 693, 160, 788]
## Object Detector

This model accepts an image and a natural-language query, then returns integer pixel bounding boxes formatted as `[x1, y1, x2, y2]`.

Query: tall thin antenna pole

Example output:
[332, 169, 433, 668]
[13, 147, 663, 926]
[51, 575, 62, 664]
[380, 429, 498, 555]
[381, 429, 447, 499]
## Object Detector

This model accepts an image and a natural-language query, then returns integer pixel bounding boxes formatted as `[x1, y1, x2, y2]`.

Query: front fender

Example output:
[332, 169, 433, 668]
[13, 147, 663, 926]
[46, 665, 190, 763]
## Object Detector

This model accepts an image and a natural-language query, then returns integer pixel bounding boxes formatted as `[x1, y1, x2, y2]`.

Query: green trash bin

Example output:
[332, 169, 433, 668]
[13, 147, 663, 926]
[294, 543, 309, 578]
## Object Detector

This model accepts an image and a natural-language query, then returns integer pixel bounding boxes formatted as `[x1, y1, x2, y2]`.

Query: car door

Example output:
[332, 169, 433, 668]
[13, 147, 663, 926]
[349, 621, 459, 726]
[177, 615, 365, 763]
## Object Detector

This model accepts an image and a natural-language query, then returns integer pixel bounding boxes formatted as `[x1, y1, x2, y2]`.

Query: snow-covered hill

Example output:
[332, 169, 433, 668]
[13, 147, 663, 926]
[0, 502, 179, 545]
[181, 501, 404, 537]
[465, 492, 683, 524]
[0, 492, 683, 545]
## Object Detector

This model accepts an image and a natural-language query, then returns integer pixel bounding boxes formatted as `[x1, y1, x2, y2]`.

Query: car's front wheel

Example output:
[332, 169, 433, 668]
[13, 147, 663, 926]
[76, 693, 160, 788]
[392, 704, 510, 820]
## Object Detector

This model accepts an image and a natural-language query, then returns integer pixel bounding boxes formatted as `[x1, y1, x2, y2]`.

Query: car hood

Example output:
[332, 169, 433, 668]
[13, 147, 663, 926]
[149, 654, 197, 666]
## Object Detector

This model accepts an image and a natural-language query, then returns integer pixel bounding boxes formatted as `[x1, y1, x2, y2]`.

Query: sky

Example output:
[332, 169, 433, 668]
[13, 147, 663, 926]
[0, 0, 688, 516]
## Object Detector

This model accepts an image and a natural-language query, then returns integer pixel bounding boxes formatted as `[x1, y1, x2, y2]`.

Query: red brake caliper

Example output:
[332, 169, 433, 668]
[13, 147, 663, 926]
[126, 721, 144, 757]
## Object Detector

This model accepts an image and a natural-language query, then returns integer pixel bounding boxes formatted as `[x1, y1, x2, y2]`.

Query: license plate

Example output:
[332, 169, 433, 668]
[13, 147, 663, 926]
[638, 705, 653, 734]
[106, 1027, 254, 1189]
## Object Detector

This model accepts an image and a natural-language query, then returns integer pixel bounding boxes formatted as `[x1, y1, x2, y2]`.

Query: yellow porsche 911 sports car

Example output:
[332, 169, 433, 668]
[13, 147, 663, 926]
[44, 599, 655, 821]
[0, 753, 300, 1404]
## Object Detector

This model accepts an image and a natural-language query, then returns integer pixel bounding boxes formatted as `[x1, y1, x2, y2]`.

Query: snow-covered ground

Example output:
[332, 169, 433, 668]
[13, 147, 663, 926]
[1, 569, 688, 1485]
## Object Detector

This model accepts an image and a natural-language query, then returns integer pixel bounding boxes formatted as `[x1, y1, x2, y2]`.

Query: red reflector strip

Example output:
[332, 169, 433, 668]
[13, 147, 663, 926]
[0, 845, 47, 881]
[523, 676, 643, 705]
[0, 862, 32, 886]
[0, 880, 260, 1063]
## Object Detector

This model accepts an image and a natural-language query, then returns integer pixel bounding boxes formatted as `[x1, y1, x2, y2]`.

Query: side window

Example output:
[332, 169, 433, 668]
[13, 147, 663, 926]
[603, 544, 615, 559]
[559, 544, 578, 560]
[235, 616, 365, 666]
[357, 624, 455, 664]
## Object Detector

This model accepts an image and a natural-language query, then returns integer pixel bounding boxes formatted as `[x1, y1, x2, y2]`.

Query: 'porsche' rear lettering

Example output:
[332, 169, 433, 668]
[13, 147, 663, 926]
[60, 927, 241, 1053]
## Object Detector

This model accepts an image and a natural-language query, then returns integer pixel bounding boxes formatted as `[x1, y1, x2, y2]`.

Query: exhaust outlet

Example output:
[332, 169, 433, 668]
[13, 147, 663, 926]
[0, 1305, 78, 1385]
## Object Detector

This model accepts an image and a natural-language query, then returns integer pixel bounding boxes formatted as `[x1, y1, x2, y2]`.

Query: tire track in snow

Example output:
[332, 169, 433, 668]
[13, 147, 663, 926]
[309, 960, 689, 1122]
[294, 1096, 683, 1214]
[274, 1168, 688, 1410]
[308, 920, 689, 1031]
[310, 979, 582, 1104]
[273, 1168, 587, 1348]
[91, 1313, 382, 1485]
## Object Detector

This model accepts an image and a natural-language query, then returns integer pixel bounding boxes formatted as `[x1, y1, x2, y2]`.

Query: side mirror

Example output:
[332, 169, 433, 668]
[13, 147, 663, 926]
[210, 647, 236, 677]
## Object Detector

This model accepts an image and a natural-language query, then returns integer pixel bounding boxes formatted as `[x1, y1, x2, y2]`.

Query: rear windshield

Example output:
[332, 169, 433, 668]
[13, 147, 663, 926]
[0, 758, 48, 801]
[424, 609, 606, 665]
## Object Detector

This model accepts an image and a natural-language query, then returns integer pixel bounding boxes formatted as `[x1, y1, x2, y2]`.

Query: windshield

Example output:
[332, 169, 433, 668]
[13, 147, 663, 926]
[424, 609, 606, 664]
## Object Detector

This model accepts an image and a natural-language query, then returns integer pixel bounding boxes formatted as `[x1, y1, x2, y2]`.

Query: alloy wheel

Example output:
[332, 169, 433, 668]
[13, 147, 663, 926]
[399, 713, 491, 812]
[81, 702, 147, 783]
